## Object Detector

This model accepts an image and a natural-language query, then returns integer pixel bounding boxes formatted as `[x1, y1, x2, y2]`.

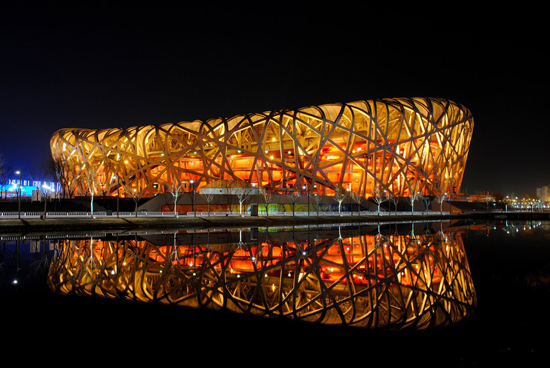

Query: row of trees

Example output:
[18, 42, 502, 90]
[126, 176, 452, 217]
[73, 159, 451, 217]
[316, 185, 447, 216]
[162, 180, 449, 217]
[1, 151, 450, 217]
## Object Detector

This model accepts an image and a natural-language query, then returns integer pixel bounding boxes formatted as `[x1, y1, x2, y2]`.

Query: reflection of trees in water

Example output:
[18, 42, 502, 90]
[1, 238, 52, 289]
[523, 269, 550, 292]
[47, 227, 476, 330]
[29, 239, 51, 279]
[493, 220, 550, 293]
[0, 241, 14, 287]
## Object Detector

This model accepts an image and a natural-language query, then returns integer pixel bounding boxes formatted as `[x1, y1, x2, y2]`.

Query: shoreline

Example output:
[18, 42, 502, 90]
[1, 211, 549, 236]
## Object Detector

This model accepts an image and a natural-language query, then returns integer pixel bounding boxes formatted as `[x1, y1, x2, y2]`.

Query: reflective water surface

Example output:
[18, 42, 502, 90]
[2, 220, 550, 366]
[46, 222, 476, 330]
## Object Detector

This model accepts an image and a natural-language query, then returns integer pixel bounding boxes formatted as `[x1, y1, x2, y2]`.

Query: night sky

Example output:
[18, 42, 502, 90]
[1, 4, 548, 196]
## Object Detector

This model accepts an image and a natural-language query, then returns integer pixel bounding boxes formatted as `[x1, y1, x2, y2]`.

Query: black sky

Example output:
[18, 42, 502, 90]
[1, 3, 548, 196]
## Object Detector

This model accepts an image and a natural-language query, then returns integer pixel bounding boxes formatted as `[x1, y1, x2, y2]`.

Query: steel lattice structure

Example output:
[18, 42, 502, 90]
[47, 227, 476, 329]
[50, 97, 473, 199]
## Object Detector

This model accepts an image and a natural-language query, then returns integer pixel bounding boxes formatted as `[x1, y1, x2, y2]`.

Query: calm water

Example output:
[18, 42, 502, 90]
[2, 220, 550, 366]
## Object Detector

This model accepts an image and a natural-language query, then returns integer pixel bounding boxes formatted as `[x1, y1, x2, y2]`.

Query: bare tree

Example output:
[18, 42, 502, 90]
[45, 156, 63, 199]
[313, 193, 323, 215]
[123, 184, 142, 217]
[333, 185, 348, 216]
[287, 188, 302, 216]
[221, 180, 237, 212]
[27, 160, 49, 191]
[168, 178, 184, 216]
[435, 192, 448, 214]
[372, 186, 388, 215]
[41, 183, 53, 218]
[0, 154, 4, 199]
[200, 192, 215, 216]
[407, 180, 422, 215]
[117, 169, 144, 217]
[234, 181, 255, 215]
[259, 187, 273, 216]
[432, 176, 448, 214]
[29, 158, 58, 215]
[420, 194, 432, 214]
[0, 154, 12, 199]
[82, 163, 97, 217]
[350, 191, 363, 215]
[50, 156, 73, 198]
[387, 191, 400, 215]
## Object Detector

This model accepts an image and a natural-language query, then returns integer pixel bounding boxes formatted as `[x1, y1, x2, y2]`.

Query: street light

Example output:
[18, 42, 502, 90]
[303, 184, 309, 216]
[313, 184, 319, 215]
[15, 170, 21, 219]
[113, 175, 120, 217]
[347, 188, 350, 215]
[190, 179, 196, 217]
[252, 183, 258, 216]
[42, 183, 50, 219]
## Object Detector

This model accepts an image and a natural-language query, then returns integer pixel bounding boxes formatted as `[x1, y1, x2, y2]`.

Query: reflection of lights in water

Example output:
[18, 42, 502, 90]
[503, 220, 544, 235]
[47, 227, 476, 330]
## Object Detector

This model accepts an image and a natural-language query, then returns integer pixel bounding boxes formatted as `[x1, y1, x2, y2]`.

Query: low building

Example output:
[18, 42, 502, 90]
[537, 186, 550, 203]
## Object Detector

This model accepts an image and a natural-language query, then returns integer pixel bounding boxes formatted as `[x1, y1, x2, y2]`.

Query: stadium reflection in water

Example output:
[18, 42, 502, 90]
[47, 223, 476, 330]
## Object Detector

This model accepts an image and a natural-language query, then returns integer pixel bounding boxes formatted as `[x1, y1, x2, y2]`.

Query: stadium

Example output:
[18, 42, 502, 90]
[50, 97, 473, 212]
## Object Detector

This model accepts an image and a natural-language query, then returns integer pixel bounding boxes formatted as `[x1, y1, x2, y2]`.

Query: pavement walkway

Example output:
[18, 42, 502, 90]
[0, 213, 458, 235]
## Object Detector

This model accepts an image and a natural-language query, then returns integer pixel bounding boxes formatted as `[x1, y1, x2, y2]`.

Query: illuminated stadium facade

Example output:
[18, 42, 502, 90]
[50, 97, 473, 201]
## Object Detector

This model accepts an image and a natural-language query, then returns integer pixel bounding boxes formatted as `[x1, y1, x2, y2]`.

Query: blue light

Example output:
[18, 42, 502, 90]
[1, 184, 37, 197]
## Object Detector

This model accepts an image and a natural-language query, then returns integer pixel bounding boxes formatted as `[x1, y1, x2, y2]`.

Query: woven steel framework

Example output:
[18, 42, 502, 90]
[50, 97, 473, 199]
[47, 226, 476, 329]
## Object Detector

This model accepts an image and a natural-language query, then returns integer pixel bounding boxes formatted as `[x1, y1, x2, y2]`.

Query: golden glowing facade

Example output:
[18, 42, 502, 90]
[47, 225, 476, 329]
[50, 97, 473, 199]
